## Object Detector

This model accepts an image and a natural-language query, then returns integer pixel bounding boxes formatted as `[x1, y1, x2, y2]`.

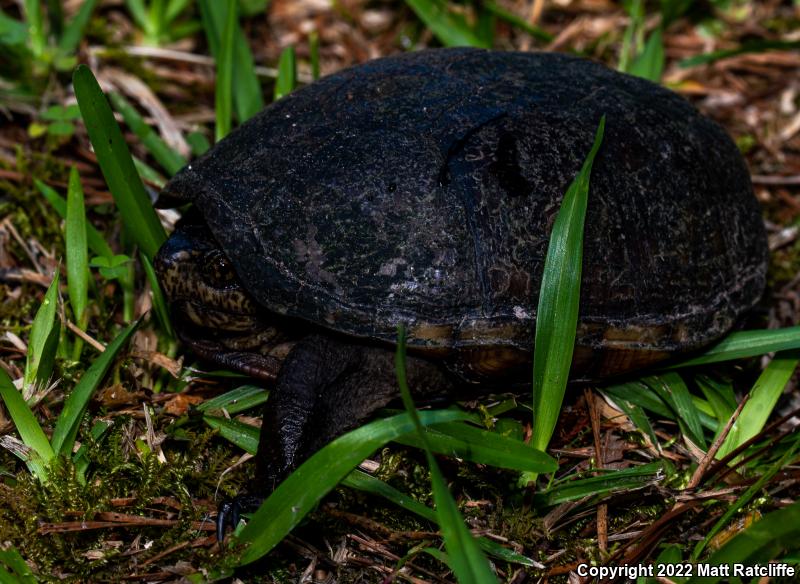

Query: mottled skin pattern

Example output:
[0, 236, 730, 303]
[154, 48, 768, 537]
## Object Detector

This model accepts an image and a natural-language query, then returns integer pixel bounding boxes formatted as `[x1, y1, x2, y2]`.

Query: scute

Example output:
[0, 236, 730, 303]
[162, 48, 768, 359]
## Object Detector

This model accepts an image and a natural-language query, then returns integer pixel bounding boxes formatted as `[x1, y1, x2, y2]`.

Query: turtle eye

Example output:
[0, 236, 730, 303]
[203, 250, 238, 288]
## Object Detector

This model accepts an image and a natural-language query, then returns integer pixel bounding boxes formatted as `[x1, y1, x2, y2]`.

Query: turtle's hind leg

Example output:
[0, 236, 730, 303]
[216, 334, 454, 539]
[255, 333, 455, 487]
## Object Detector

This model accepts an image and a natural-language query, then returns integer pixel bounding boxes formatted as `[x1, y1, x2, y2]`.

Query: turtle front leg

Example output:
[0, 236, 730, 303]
[216, 333, 455, 539]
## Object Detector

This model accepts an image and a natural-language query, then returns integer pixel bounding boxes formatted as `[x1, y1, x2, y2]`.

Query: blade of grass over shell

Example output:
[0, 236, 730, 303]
[66, 167, 89, 360]
[233, 408, 470, 565]
[50, 320, 139, 456]
[394, 421, 557, 473]
[687, 498, 800, 584]
[668, 326, 800, 368]
[394, 326, 496, 584]
[73, 65, 167, 260]
[715, 350, 800, 460]
[0, 369, 54, 482]
[108, 92, 186, 176]
[36, 180, 113, 259]
[197, 0, 263, 123]
[535, 461, 666, 506]
[140, 253, 175, 340]
[273, 46, 296, 101]
[403, 0, 490, 48]
[24, 272, 60, 390]
[531, 116, 605, 454]
[57, 0, 98, 55]
[214, 0, 236, 142]
[343, 470, 540, 567]
[679, 40, 800, 68]
[691, 438, 800, 562]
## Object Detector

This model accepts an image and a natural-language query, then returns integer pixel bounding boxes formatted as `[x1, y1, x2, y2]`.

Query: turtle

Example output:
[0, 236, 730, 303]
[154, 47, 768, 536]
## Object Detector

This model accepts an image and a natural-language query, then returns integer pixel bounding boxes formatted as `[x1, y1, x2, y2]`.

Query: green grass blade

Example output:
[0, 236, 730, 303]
[214, 0, 236, 142]
[691, 438, 800, 562]
[309, 31, 320, 80]
[669, 326, 800, 368]
[197, 0, 264, 123]
[24, 272, 60, 389]
[394, 327, 496, 584]
[395, 421, 557, 473]
[73, 419, 111, 479]
[165, 0, 192, 23]
[66, 167, 89, 329]
[57, 0, 99, 55]
[124, 0, 149, 32]
[644, 373, 706, 449]
[482, 1, 553, 42]
[273, 46, 296, 101]
[608, 397, 659, 451]
[140, 252, 175, 339]
[531, 116, 605, 452]
[234, 408, 469, 565]
[345, 470, 540, 567]
[203, 415, 259, 452]
[535, 461, 666, 506]
[404, 0, 489, 48]
[0, 368, 54, 482]
[0, 546, 38, 584]
[0, 9, 29, 46]
[36, 180, 113, 259]
[108, 92, 186, 176]
[45, 0, 63, 38]
[50, 320, 139, 456]
[73, 65, 167, 260]
[196, 385, 268, 415]
[689, 500, 800, 581]
[602, 381, 719, 431]
[21, 0, 44, 57]
[628, 27, 665, 82]
[716, 351, 800, 459]
[343, 469, 437, 522]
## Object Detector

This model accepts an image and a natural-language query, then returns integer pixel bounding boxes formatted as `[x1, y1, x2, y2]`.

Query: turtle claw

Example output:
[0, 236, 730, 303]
[216, 494, 264, 542]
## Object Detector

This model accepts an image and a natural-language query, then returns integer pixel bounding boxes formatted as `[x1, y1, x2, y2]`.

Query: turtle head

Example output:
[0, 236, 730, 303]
[154, 214, 261, 332]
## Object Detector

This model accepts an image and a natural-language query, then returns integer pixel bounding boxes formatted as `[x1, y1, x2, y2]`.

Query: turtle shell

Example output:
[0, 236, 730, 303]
[162, 48, 767, 379]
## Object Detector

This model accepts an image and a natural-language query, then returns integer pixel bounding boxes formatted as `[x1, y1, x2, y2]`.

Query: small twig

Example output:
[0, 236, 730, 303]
[687, 393, 750, 489]
[751, 174, 800, 185]
[65, 319, 106, 353]
[585, 389, 608, 553]
[89, 45, 315, 84]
